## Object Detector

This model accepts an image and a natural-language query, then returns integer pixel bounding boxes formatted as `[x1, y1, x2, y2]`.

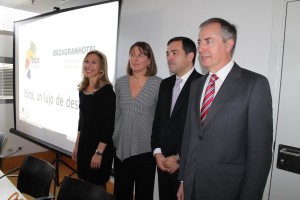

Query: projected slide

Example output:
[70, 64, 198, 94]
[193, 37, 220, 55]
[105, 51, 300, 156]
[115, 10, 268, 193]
[14, 1, 120, 153]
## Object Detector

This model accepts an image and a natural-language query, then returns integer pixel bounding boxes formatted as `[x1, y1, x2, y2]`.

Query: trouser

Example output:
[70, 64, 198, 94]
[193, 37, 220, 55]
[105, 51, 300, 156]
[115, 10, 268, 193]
[114, 152, 156, 200]
[157, 167, 180, 200]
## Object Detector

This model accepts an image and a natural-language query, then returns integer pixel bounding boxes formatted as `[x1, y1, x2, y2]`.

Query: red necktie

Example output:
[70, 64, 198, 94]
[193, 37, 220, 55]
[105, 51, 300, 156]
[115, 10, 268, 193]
[200, 74, 218, 124]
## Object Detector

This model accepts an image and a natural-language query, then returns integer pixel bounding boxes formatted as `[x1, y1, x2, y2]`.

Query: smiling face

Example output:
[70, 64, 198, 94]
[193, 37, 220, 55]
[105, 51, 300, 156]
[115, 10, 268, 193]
[198, 22, 234, 73]
[129, 46, 150, 75]
[83, 53, 102, 80]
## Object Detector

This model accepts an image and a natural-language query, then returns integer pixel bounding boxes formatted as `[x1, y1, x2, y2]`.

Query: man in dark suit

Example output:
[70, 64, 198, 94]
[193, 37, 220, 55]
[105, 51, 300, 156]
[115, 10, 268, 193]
[177, 18, 273, 200]
[151, 36, 202, 200]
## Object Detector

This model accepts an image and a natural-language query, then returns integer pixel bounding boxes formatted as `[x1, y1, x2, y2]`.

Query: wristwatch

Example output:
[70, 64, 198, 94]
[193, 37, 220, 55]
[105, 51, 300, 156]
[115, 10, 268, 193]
[95, 149, 103, 156]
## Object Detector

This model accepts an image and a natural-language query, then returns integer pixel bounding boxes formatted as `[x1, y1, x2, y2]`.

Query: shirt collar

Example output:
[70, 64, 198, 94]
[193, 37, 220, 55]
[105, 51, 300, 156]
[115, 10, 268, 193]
[176, 67, 195, 82]
[209, 60, 234, 81]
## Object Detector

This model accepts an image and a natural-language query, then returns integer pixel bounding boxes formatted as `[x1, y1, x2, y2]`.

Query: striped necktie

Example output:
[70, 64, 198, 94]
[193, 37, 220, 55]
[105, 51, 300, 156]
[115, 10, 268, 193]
[200, 74, 218, 124]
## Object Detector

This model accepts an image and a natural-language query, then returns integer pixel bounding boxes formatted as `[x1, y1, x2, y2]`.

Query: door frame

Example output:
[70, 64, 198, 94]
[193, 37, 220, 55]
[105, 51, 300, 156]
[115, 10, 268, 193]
[266, 0, 300, 199]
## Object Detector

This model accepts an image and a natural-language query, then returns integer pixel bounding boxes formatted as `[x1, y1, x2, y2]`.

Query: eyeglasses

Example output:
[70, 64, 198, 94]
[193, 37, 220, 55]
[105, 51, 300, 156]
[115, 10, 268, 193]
[129, 54, 147, 59]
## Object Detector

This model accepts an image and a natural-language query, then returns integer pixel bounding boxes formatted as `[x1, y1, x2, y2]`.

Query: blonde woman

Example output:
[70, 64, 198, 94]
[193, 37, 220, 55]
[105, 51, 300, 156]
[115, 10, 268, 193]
[72, 50, 115, 187]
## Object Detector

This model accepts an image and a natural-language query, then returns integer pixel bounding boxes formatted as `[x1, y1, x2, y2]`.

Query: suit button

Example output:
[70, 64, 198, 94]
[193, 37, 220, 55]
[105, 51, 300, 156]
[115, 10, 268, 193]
[199, 135, 203, 140]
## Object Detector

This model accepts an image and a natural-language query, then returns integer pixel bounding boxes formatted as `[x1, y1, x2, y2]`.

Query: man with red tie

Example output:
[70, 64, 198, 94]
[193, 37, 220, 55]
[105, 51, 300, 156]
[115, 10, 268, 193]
[177, 18, 273, 200]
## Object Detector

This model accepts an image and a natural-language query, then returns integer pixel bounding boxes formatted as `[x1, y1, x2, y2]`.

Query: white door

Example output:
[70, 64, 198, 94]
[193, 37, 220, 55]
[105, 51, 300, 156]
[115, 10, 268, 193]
[268, 1, 300, 199]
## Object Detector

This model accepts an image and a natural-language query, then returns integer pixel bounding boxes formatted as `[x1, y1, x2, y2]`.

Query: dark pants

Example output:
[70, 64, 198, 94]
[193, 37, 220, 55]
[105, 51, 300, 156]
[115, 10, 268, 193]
[157, 167, 180, 200]
[114, 152, 156, 200]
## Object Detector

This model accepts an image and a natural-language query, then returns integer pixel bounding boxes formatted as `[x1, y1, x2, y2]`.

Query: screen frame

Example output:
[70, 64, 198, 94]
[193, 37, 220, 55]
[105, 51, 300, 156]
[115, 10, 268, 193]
[11, 0, 121, 156]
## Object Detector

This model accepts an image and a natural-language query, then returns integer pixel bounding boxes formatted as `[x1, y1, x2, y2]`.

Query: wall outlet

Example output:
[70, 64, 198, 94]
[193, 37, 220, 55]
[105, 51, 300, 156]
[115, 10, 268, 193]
[6, 146, 22, 153]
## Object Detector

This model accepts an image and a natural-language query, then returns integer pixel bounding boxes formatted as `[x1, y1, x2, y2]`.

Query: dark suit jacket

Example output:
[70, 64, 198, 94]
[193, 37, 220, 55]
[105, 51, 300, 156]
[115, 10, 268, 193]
[151, 69, 202, 157]
[178, 63, 273, 200]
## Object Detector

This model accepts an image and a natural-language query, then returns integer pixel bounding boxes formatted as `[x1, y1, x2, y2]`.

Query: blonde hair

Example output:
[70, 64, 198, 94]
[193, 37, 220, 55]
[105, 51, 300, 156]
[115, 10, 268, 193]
[78, 50, 111, 91]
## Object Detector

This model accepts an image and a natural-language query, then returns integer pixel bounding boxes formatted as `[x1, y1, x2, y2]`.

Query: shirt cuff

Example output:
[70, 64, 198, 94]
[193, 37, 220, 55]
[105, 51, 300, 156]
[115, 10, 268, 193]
[153, 148, 162, 156]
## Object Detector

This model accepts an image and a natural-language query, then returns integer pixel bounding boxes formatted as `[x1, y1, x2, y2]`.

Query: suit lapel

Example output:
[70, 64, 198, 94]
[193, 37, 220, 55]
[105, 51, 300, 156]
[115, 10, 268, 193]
[167, 75, 176, 117]
[201, 64, 242, 129]
[194, 74, 208, 130]
[171, 70, 198, 118]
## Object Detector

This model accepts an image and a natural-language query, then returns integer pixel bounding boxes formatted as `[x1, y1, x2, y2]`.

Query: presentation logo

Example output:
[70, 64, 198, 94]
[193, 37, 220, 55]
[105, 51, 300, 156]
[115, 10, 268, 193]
[25, 41, 39, 79]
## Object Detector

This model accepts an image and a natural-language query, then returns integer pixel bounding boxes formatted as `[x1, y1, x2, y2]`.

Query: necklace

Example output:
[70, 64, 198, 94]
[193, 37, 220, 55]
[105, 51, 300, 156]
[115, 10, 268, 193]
[83, 87, 100, 95]
[83, 90, 95, 95]
[84, 84, 98, 95]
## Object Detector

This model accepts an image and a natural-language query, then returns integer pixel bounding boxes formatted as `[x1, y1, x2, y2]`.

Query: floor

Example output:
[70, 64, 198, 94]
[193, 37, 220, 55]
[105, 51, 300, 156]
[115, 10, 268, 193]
[1, 151, 114, 199]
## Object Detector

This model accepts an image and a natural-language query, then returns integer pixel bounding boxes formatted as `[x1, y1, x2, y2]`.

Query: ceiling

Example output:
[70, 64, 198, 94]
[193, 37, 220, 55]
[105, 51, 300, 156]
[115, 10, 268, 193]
[0, 0, 108, 14]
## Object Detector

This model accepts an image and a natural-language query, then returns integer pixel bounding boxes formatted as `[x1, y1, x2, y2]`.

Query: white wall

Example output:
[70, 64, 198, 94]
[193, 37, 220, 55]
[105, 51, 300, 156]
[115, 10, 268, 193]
[116, 0, 274, 79]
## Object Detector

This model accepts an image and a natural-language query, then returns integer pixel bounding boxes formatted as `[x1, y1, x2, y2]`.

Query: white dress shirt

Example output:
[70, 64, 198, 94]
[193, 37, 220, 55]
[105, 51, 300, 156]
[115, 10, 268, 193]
[154, 67, 195, 156]
[200, 60, 234, 108]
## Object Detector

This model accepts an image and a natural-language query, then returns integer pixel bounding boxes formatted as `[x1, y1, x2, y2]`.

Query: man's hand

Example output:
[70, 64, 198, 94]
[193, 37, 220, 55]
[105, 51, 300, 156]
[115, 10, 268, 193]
[163, 155, 179, 174]
[177, 182, 184, 200]
[155, 153, 166, 171]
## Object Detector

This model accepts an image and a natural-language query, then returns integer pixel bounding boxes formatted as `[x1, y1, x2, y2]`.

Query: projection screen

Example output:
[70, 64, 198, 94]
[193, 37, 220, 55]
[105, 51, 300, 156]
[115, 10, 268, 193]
[12, 0, 120, 155]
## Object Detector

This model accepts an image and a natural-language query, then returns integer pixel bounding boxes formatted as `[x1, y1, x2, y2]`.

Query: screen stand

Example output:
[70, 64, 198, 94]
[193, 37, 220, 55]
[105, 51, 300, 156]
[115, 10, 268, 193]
[52, 152, 77, 187]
